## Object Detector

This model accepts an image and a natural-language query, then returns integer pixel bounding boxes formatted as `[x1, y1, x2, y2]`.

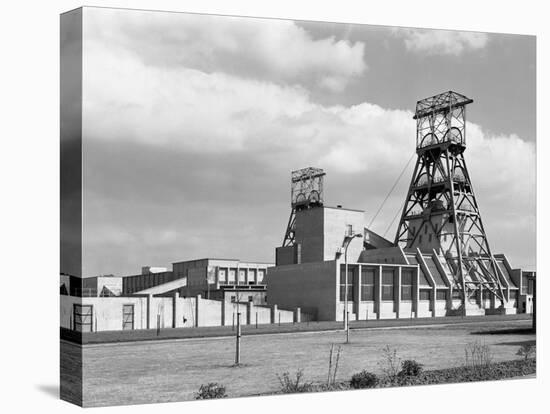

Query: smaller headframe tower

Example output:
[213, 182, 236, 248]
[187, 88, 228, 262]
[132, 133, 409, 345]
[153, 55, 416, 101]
[394, 91, 506, 311]
[282, 167, 326, 247]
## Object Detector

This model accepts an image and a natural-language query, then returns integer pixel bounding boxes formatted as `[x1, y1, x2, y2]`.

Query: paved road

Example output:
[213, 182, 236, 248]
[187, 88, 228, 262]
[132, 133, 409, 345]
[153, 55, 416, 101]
[64, 313, 532, 344]
[62, 318, 535, 407]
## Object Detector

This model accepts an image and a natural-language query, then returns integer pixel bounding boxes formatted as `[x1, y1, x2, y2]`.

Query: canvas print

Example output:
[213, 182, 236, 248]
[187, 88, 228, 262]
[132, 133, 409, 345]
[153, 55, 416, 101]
[60, 7, 536, 407]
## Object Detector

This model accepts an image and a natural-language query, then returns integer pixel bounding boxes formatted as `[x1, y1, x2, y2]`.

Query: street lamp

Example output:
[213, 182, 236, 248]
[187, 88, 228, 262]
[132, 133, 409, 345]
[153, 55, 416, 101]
[336, 230, 363, 344]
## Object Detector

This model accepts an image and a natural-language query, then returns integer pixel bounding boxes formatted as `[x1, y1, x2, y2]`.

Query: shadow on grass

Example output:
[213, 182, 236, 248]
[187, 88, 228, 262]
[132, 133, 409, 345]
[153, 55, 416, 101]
[494, 339, 536, 347]
[470, 328, 535, 336]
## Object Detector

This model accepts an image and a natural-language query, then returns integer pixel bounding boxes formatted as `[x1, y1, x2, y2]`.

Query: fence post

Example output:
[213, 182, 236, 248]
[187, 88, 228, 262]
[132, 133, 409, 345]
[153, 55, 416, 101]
[146, 294, 152, 329]
[172, 291, 179, 328]
[235, 312, 241, 365]
[295, 307, 301, 324]
[271, 304, 278, 324]
[246, 300, 253, 325]
[195, 294, 201, 328]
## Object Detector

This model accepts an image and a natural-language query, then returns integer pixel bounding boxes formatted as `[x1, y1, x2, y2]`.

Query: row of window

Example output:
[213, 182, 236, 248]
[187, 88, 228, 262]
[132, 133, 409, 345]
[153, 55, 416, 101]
[338, 286, 449, 302]
[218, 268, 265, 284]
[230, 295, 255, 303]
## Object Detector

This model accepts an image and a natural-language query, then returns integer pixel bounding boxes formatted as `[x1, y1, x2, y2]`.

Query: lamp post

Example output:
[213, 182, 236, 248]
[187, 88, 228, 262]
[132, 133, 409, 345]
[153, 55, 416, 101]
[337, 230, 363, 344]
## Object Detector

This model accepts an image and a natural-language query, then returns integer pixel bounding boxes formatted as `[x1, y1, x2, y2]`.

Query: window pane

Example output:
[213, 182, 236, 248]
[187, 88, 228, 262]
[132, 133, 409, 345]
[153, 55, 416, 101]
[436, 290, 447, 301]
[339, 285, 354, 302]
[382, 270, 394, 285]
[361, 285, 374, 301]
[362, 268, 375, 284]
[420, 289, 431, 301]
[382, 285, 394, 300]
[401, 286, 412, 300]
[239, 270, 246, 283]
[402, 269, 413, 285]
[340, 266, 355, 283]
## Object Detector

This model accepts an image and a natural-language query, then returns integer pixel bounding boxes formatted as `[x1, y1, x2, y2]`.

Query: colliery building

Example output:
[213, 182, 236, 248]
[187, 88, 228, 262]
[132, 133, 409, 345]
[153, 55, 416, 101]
[60, 91, 535, 333]
[269, 91, 535, 321]
[268, 202, 531, 321]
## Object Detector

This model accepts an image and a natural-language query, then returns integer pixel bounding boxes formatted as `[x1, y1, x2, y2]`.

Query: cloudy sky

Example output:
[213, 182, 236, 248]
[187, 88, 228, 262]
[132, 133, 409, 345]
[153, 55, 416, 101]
[79, 7, 536, 276]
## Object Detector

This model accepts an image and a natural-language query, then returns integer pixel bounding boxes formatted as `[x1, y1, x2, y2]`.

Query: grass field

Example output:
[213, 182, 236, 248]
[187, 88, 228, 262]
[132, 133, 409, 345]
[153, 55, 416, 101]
[62, 319, 535, 407]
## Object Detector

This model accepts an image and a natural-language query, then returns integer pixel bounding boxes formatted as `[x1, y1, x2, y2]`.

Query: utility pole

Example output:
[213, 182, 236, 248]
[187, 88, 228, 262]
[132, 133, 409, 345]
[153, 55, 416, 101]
[345, 247, 350, 344]
[337, 230, 363, 344]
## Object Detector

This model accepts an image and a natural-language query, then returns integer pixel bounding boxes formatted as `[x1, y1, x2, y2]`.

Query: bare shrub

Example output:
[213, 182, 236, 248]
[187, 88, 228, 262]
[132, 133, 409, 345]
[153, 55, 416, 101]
[378, 345, 401, 383]
[464, 341, 493, 371]
[277, 370, 312, 393]
[326, 344, 343, 387]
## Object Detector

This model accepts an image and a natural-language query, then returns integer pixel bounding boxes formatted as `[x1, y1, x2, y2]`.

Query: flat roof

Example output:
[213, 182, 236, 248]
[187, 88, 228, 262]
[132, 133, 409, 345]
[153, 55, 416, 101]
[324, 205, 365, 213]
[172, 258, 274, 265]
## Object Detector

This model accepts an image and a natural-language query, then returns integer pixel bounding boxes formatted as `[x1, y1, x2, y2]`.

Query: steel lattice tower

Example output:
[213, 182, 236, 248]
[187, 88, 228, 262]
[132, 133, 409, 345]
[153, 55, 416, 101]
[394, 91, 506, 311]
[282, 167, 325, 247]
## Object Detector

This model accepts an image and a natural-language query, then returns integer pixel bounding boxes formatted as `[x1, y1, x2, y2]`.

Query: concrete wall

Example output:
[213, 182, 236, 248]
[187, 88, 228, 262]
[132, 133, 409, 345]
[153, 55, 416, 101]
[267, 260, 337, 321]
[295, 206, 366, 264]
[323, 207, 365, 262]
[61, 293, 299, 332]
[295, 207, 325, 263]
[60, 295, 149, 331]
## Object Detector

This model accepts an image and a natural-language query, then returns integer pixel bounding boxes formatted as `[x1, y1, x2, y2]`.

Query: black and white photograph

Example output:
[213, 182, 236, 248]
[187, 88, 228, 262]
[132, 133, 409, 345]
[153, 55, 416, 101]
[2, 1, 546, 413]
[58, 6, 538, 407]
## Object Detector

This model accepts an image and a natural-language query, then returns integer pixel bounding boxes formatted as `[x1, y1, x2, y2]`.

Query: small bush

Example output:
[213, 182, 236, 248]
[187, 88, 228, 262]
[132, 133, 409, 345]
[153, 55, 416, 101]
[350, 370, 379, 389]
[399, 360, 423, 377]
[277, 370, 312, 393]
[195, 383, 227, 399]
[516, 344, 536, 361]
[378, 359, 536, 387]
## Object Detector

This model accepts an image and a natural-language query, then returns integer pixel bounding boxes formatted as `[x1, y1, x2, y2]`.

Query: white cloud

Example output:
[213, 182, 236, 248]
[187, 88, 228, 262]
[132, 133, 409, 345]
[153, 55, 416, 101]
[84, 38, 533, 188]
[84, 8, 366, 92]
[80, 8, 535, 273]
[396, 28, 488, 55]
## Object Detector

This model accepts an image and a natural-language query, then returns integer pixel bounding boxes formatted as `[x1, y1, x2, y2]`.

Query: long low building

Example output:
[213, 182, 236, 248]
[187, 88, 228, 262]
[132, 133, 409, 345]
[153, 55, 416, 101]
[60, 257, 281, 332]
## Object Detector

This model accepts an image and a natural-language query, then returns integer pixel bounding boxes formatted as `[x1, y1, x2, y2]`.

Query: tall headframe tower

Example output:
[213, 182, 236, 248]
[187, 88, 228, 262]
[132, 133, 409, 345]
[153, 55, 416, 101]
[282, 167, 326, 247]
[394, 91, 505, 311]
